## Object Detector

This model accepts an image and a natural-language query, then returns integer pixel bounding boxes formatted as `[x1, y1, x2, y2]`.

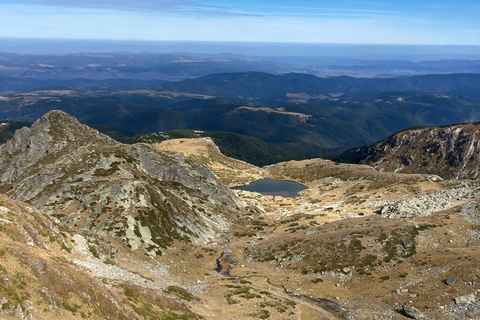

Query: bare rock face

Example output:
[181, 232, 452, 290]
[446, 276, 457, 286]
[355, 123, 480, 179]
[0, 110, 117, 184]
[0, 110, 243, 254]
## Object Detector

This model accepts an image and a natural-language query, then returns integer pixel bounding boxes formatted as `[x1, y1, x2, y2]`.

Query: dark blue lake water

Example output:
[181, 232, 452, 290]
[233, 179, 307, 198]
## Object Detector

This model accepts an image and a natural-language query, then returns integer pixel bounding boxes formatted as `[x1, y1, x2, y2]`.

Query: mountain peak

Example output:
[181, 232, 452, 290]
[42, 108, 75, 120]
[0, 109, 116, 184]
[0, 111, 243, 252]
[39, 109, 116, 145]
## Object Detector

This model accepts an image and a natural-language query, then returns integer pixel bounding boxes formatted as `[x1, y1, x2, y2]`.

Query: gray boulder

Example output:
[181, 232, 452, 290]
[446, 276, 457, 286]
[403, 303, 425, 319]
[455, 294, 476, 305]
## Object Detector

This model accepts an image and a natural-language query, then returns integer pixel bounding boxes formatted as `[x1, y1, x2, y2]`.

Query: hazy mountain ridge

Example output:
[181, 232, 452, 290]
[155, 72, 480, 100]
[2, 49, 480, 92]
[0, 52, 289, 91]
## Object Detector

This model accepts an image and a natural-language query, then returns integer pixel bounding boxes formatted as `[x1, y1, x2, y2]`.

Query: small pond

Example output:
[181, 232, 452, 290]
[233, 179, 307, 198]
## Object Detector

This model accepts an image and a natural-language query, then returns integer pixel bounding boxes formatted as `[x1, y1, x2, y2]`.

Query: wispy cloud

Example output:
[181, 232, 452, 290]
[352, 1, 398, 6]
[221, 4, 404, 14]
[15, 0, 203, 10]
[10, 0, 260, 16]
[234, 11, 396, 19]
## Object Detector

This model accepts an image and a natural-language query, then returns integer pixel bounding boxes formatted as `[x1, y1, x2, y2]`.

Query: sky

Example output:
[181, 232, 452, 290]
[0, 0, 479, 45]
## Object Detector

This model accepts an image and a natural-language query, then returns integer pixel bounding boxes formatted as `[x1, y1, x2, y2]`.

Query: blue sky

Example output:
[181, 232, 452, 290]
[1, 0, 479, 44]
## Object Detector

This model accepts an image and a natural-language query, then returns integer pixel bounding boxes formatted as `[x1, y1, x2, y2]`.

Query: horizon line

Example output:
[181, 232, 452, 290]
[2, 37, 480, 47]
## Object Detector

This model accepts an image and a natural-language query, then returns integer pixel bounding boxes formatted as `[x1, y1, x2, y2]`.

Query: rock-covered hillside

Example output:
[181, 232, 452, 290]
[338, 122, 480, 179]
[0, 194, 204, 320]
[0, 110, 243, 255]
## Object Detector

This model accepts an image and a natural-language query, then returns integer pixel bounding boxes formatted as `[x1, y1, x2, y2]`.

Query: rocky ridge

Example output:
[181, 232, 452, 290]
[345, 123, 480, 179]
[0, 110, 243, 254]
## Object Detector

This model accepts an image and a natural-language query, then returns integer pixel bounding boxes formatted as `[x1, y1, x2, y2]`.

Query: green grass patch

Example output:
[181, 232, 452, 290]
[166, 286, 198, 302]
[62, 302, 79, 313]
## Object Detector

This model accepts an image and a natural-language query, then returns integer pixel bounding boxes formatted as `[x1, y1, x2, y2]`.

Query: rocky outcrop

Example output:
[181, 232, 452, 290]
[153, 137, 264, 187]
[348, 123, 480, 179]
[459, 201, 480, 224]
[0, 110, 243, 254]
[380, 183, 480, 219]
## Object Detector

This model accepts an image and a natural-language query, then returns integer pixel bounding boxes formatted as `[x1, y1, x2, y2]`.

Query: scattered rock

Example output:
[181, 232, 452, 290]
[447, 229, 458, 236]
[395, 288, 409, 295]
[459, 201, 480, 224]
[28, 258, 45, 274]
[455, 294, 476, 305]
[305, 225, 324, 235]
[402, 239, 414, 249]
[446, 276, 457, 286]
[380, 183, 479, 219]
[403, 303, 425, 319]
[427, 175, 443, 182]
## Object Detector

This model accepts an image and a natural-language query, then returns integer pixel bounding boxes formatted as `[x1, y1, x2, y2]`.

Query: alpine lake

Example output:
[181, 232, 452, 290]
[233, 178, 307, 198]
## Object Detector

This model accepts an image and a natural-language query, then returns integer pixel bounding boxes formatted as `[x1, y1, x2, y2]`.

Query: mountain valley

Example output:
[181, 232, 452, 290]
[1, 111, 480, 319]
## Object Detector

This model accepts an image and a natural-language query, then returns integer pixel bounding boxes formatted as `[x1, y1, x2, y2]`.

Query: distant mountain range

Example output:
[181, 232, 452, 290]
[155, 72, 480, 101]
[2, 51, 480, 91]
[2, 72, 480, 159]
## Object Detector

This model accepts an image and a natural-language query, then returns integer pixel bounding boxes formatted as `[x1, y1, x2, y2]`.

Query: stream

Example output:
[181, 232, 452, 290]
[214, 234, 347, 319]
[268, 279, 347, 319]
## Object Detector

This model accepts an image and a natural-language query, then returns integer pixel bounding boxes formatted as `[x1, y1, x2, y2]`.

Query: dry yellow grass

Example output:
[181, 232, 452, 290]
[154, 138, 264, 187]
